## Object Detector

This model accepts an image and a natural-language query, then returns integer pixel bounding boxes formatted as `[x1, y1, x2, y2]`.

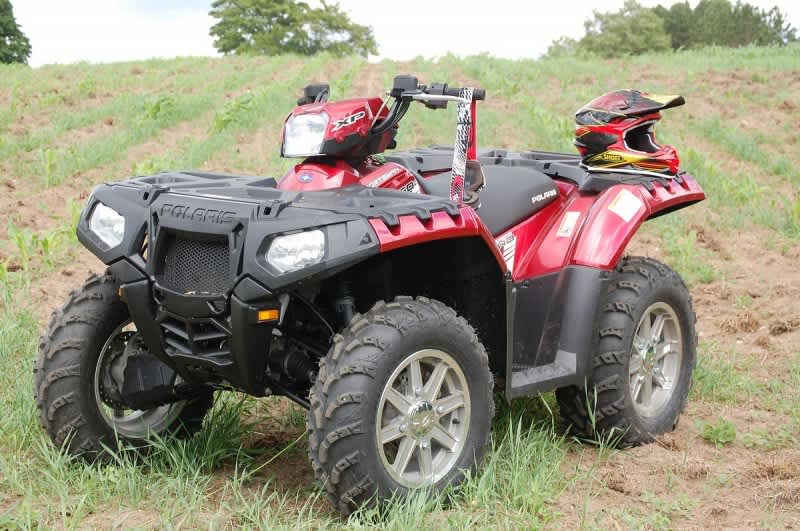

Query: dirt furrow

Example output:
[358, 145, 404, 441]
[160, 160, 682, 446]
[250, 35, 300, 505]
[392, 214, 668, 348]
[0, 60, 313, 247]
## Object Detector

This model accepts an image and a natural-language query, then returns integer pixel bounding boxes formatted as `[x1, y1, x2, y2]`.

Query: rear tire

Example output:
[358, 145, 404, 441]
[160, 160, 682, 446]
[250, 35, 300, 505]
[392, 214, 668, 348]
[34, 273, 213, 459]
[556, 256, 696, 446]
[307, 296, 494, 515]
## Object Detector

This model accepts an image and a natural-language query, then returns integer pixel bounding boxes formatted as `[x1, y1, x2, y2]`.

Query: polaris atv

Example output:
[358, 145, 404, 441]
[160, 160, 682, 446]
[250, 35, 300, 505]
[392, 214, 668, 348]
[35, 76, 704, 514]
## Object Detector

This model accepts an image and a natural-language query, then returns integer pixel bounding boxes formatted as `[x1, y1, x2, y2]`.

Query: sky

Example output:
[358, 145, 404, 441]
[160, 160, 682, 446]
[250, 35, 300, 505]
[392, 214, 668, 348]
[12, 0, 800, 67]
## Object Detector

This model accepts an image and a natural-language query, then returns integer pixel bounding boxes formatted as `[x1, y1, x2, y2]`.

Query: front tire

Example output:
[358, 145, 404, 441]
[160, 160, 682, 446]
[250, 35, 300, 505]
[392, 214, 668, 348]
[307, 296, 494, 515]
[556, 256, 697, 446]
[34, 273, 213, 459]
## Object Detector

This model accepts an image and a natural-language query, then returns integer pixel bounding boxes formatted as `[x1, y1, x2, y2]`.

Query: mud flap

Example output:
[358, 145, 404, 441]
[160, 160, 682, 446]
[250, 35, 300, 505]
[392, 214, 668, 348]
[505, 266, 609, 400]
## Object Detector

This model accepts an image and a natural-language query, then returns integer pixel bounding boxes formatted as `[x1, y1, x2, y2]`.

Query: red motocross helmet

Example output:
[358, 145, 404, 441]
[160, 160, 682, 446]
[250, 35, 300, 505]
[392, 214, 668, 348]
[574, 90, 685, 176]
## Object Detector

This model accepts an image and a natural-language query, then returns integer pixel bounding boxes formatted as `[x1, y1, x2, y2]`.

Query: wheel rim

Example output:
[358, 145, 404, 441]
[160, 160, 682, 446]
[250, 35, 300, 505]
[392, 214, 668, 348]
[629, 302, 683, 418]
[376, 349, 471, 488]
[93, 320, 186, 439]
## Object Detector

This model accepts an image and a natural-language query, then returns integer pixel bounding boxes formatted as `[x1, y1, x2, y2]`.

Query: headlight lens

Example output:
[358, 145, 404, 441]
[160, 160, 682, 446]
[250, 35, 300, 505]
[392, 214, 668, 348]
[267, 230, 325, 273]
[88, 202, 125, 248]
[282, 113, 328, 157]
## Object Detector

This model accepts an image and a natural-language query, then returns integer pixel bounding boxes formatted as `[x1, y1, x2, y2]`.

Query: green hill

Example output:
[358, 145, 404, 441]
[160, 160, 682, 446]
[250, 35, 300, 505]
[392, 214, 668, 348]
[1, 46, 798, 528]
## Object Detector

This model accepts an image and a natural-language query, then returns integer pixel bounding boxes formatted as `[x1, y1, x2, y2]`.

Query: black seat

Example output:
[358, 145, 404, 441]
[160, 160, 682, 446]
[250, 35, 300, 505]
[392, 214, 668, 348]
[418, 165, 559, 235]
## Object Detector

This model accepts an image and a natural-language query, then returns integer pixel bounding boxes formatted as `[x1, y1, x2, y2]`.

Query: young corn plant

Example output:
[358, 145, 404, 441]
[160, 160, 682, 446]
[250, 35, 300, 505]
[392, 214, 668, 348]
[66, 199, 84, 241]
[785, 195, 800, 238]
[140, 95, 176, 122]
[132, 157, 169, 176]
[38, 148, 59, 187]
[36, 230, 61, 269]
[6, 221, 35, 271]
[212, 92, 255, 133]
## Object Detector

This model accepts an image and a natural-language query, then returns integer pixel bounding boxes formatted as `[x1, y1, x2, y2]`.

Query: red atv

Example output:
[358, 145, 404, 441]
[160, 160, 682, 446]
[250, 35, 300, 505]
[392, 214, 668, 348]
[35, 76, 704, 514]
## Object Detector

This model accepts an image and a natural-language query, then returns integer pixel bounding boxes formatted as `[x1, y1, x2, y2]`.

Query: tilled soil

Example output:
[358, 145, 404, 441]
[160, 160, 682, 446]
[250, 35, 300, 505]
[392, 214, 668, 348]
[3, 61, 799, 527]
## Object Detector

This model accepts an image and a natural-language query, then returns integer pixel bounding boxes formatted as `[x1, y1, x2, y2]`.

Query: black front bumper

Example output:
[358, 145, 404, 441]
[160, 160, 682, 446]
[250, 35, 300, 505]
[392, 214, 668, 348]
[112, 259, 279, 394]
[82, 185, 373, 394]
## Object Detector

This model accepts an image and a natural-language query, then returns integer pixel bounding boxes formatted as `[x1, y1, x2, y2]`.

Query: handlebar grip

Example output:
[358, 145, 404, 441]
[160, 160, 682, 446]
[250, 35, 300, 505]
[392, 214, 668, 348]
[444, 86, 486, 101]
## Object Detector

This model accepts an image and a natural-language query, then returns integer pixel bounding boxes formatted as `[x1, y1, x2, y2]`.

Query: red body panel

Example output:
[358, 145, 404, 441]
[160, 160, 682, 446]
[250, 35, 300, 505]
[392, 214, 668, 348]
[277, 159, 362, 191]
[359, 161, 421, 193]
[570, 174, 704, 269]
[368, 207, 508, 272]
[508, 183, 595, 279]
[499, 173, 704, 280]
[278, 160, 420, 193]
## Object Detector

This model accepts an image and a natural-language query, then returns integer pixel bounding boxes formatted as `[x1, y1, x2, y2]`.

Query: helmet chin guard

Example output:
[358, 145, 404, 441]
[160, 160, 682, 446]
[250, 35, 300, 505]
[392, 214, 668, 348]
[574, 90, 684, 176]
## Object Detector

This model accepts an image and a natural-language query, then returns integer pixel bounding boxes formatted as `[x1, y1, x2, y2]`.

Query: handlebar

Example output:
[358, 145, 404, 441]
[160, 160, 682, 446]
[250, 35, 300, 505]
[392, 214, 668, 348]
[442, 86, 485, 101]
[390, 75, 486, 102]
[371, 76, 485, 135]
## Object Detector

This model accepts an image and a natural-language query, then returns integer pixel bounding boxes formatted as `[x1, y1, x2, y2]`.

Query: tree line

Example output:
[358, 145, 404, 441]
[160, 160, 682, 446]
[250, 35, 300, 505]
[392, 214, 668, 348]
[548, 0, 797, 58]
[2, 0, 797, 65]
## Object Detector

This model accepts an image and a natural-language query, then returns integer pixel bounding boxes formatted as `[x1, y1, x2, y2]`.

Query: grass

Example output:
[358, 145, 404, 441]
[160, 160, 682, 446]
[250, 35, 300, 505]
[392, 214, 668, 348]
[1, 45, 799, 527]
[23, 57, 299, 187]
[691, 342, 766, 404]
[605, 491, 694, 529]
[0, 310, 578, 528]
[651, 218, 718, 285]
[697, 418, 737, 448]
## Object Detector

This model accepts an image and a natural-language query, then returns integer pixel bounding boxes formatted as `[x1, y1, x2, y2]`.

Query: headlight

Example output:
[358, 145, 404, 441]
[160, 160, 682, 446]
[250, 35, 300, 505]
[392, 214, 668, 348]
[88, 202, 125, 248]
[282, 113, 328, 157]
[267, 230, 325, 273]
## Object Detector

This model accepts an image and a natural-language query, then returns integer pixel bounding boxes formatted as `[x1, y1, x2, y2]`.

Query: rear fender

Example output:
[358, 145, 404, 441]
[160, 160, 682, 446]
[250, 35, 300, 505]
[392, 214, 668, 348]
[571, 173, 705, 269]
[503, 173, 704, 400]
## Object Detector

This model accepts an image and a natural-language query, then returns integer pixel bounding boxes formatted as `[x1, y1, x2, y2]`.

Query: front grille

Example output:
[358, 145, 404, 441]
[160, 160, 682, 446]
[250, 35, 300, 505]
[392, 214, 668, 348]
[157, 235, 231, 294]
[161, 316, 231, 358]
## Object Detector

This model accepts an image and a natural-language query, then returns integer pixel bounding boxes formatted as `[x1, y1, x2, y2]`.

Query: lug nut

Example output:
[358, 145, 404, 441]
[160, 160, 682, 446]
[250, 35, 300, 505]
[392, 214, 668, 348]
[420, 439, 429, 449]
[436, 406, 444, 414]
[399, 424, 406, 433]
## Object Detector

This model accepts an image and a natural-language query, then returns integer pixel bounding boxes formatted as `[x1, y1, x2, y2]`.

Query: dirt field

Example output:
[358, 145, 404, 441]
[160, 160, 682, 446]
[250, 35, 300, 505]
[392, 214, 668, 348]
[1, 47, 798, 528]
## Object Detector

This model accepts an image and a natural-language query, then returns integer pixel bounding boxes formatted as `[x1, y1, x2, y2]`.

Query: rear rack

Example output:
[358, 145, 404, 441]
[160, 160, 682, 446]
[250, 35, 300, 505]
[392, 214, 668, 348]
[386, 146, 683, 192]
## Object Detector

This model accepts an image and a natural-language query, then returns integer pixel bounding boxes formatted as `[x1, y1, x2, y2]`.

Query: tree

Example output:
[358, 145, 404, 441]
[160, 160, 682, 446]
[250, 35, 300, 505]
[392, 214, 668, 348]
[209, 0, 377, 57]
[653, 1, 695, 49]
[653, 0, 798, 49]
[547, 0, 798, 58]
[574, 1, 672, 57]
[0, 0, 31, 64]
[546, 36, 578, 58]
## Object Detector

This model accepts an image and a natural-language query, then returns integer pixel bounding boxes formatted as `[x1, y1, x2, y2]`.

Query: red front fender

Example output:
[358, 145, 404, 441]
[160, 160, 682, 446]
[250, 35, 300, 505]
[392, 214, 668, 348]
[368, 206, 508, 273]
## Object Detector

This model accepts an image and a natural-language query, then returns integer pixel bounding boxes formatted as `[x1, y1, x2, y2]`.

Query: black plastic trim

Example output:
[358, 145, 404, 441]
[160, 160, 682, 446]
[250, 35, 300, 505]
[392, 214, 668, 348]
[505, 265, 609, 400]
[79, 176, 461, 294]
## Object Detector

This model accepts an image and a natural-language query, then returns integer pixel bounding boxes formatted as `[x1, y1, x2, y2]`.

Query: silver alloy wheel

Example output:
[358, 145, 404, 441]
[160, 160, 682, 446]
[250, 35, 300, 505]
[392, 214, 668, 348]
[93, 320, 186, 439]
[629, 302, 683, 417]
[376, 349, 471, 488]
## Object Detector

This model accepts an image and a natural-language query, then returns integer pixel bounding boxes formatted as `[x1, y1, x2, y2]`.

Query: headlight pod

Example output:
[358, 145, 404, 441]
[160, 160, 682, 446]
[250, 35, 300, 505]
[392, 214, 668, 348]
[266, 230, 325, 273]
[88, 202, 125, 248]
[282, 113, 328, 157]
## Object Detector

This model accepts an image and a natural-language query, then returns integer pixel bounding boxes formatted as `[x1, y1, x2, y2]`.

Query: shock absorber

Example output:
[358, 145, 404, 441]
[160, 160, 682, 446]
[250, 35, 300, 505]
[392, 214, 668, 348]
[332, 279, 356, 329]
[269, 346, 317, 384]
